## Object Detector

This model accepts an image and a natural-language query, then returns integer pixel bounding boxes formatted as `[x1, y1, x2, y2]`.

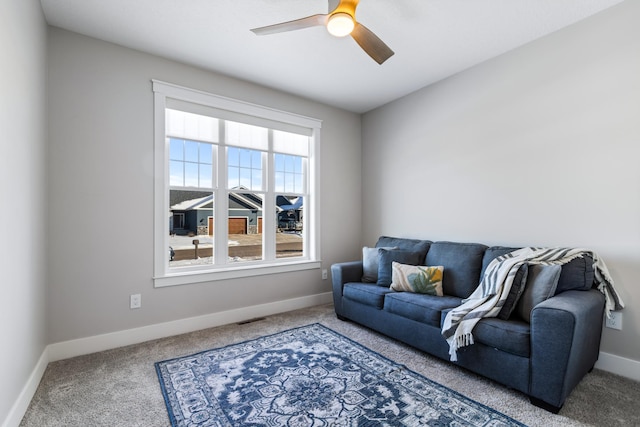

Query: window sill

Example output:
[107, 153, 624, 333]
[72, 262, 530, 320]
[153, 259, 322, 288]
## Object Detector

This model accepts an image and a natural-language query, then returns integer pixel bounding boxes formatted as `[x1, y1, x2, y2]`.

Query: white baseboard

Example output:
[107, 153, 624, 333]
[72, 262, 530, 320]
[595, 351, 640, 382]
[48, 292, 333, 362]
[2, 348, 49, 427]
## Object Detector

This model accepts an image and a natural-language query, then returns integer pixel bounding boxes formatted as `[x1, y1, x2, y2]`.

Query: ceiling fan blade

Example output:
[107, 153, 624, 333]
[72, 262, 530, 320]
[251, 14, 328, 36]
[351, 22, 394, 64]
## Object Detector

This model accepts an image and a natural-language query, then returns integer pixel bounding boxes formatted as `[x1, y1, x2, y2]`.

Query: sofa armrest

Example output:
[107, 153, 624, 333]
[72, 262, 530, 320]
[529, 289, 605, 411]
[331, 261, 363, 316]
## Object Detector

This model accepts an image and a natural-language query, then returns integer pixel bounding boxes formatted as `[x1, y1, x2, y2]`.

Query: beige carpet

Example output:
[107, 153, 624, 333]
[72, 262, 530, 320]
[20, 304, 639, 426]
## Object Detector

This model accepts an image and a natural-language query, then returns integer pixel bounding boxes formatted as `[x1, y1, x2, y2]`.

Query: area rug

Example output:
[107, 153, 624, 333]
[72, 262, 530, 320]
[155, 323, 525, 426]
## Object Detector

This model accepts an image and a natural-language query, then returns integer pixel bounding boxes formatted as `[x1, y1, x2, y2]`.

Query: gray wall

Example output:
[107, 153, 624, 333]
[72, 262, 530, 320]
[362, 1, 639, 361]
[47, 28, 362, 343]
[0, 0, 48, 422]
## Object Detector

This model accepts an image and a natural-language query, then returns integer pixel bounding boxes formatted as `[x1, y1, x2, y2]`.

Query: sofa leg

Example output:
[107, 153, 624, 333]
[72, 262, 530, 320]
[336, 314, 349, 321]
[530, 397, 562, 414]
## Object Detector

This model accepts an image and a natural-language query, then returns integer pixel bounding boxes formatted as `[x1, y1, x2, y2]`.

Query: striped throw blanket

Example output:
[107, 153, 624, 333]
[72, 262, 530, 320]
[441, 247, 624, 362]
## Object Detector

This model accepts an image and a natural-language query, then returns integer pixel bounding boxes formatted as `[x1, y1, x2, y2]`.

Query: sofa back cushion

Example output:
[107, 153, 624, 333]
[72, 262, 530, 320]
[481, 246, 520, 277]
[425, 241, 487, 298]
[362, 246, 396, 283]
[377, 249, 424, 287]
[375, 236, 431, 260]
[556, 254, 595, 294]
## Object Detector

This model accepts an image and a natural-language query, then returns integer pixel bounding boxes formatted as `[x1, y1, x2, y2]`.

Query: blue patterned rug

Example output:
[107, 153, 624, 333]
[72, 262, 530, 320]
[155, 324, 525, 426]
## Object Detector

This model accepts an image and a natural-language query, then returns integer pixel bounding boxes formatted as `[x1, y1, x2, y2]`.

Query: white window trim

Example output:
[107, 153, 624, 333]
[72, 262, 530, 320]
[152, 80, 322, 287]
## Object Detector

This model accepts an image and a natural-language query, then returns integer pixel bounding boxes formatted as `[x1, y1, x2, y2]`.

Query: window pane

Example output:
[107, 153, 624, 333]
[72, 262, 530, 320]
[294, 173, 303, 193]
[228, 147, 263, 191]
[169, 189, 214, 268]
[228, 166, 240, 189]
[200, 164, 213, 188]
[274, 153, 304, 193]
[184, 141, 199, 162]
[170, 160, 184, 187]
[184, 163, 198, 187]
[276, 195, 303, 259]
[251, 151, 261, 168]
[171, 139, 215, 189]
[228, 146, 240, 167]
[285, 156, 294, 172]
[275, 172, 284, 193]
[252, 169, 262, 190]
[240, 168, 251, 188]
[169, 138, 183, 161]
[240, 149, 251, 168]
[199, 144, 212, 164]
[228, 192, 263, 263]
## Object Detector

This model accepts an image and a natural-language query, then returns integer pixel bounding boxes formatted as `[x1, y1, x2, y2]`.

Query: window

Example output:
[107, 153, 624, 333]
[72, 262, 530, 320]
[153, 81, 321, 286]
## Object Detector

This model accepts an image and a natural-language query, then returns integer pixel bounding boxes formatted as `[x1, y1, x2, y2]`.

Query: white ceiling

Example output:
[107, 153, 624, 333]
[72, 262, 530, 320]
[40, 0, 624, 113]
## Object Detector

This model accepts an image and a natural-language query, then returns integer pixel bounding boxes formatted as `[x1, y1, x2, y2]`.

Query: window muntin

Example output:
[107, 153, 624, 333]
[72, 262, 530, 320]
[275, 153, 305, 193]
[227, 147, 263, 191]
[169, 138, 214, 188]
[153, 80, 321, 286]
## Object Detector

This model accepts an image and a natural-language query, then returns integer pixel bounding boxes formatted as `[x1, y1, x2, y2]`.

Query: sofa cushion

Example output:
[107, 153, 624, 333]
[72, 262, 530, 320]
[362, 246, 396, 283]
[425, 241, 488, 298]
[390, 263, 444, 296]
[377, 249, 423, 287]
[385, 293, 462, 327]
[516, 264, 562, 322]
[473, 318, 531, 358]
[375, 236, 431, 259]
[497, 263, 529, 320]
[556, 255, 594, 294]
[441, 308, 531, 357]
[481, 246, 520, 276]
[343, 283, 392, 309]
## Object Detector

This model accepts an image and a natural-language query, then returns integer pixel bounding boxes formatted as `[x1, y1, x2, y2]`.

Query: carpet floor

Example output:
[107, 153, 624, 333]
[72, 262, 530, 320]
[20, 304, 639, 426]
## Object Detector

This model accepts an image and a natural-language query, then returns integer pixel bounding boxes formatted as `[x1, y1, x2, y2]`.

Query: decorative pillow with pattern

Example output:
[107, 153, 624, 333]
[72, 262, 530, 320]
[390, 262, 444, 296]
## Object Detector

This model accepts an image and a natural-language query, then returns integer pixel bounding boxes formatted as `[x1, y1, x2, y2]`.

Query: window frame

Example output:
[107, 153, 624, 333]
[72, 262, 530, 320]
[152, 80, 322, 287]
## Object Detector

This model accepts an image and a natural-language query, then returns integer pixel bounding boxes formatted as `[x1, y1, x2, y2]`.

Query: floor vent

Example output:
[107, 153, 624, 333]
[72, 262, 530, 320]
[237, 317, 266, 325]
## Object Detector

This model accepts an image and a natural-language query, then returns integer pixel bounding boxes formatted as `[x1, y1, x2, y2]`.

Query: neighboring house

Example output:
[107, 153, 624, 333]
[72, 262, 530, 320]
[170, 191, 303, 235]
[276, 195, 303, 231]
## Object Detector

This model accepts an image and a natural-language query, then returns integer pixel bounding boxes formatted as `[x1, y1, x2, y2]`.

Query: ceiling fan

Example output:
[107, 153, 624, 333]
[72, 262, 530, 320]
[250, 0, 394, 65]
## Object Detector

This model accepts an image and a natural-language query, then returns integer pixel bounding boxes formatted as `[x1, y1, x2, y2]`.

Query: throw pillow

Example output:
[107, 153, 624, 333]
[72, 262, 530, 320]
[377, 249, 423, 287]
[497, 263, 529, 320]
[515, 264, 562, 323]
[390, 262, 444, 296]
[362, 246, 396, 283]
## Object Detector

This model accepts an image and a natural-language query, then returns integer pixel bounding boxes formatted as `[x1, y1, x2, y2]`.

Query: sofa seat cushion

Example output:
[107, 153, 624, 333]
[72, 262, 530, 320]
[384, 292, 463, 327]
[441, 308, 530, 357]
[343, 283, 392, 309]
[474, 318, 531, 357]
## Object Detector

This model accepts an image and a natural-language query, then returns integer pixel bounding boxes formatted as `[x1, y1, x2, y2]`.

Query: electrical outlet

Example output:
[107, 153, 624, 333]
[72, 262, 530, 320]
[605, 311, 622, 330]
[130, 294, 141, 309]
[322, 269, 328, 280]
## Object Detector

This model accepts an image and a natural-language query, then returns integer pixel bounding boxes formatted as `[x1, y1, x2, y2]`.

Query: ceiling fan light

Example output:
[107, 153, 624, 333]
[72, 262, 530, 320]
[327, 13, 355, 37]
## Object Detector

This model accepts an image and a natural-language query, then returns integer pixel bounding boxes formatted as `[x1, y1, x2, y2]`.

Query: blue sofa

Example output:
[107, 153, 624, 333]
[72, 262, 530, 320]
[331, 236, 606, 413]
